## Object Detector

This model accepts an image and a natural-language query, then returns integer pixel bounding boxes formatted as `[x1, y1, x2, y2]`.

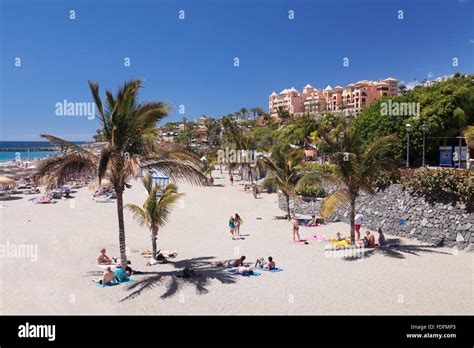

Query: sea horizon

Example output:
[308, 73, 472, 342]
[0, 141, 88, 163]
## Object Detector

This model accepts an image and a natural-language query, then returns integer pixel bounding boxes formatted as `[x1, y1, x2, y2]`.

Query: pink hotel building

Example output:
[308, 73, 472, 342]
[268, 78, 399, 118]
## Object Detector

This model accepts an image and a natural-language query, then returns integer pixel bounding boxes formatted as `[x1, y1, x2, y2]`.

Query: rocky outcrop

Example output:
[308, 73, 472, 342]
[278, 185, 474, 249]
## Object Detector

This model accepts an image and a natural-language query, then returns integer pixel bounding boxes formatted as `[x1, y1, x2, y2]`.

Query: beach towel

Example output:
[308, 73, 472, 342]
[257, 267, 283, 273]
[293, 240, 309, 245]
[227, 269, 261, 277]
[95, 278, 134, 287]
[302, 234, 319, 240]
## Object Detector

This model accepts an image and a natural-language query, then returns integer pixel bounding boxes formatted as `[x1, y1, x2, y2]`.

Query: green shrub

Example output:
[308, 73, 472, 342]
[305, 162, 336, 175]
[296, 184, 326, 198]
[402, 168, 474, 208]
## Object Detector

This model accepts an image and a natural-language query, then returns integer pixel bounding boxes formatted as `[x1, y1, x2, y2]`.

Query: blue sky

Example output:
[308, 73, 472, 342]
[1, 0, 473, 141]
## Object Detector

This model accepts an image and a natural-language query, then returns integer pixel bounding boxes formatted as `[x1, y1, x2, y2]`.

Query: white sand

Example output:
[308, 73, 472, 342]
[0, 171, 472, 315]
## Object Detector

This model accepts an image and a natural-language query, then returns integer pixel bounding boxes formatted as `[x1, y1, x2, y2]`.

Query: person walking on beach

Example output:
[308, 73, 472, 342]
[229, 173, 234, 185]
[252, 183, 259, 199]
[234, 213, 242, 237]
[229, 216, 236, 239]
[290, 212, 301, 242]
[354, 213, 364, 241]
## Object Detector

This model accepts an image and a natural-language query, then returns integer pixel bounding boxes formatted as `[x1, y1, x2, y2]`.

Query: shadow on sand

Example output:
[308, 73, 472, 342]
[342, 238, 452, 261]
[118, 256, 238, 302]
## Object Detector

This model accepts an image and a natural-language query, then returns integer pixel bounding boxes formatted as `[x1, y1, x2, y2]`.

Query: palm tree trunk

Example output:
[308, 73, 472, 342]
[116, 189, 128, 266]
[151, 227, 158, 260]
[285, 193, 291, 220]
[349, 195, 356, 243]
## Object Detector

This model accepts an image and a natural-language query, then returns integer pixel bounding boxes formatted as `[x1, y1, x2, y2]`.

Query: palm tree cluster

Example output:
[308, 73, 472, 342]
[35, 79, 207, 266]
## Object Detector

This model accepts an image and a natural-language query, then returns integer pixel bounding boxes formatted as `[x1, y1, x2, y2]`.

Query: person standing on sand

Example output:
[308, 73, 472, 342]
[234, 213, 242, 237]
[229, 216, 236, 239]
[230, 173, 234, 185]
[354, 213, 364, 241]
[290, 212, 301, 242]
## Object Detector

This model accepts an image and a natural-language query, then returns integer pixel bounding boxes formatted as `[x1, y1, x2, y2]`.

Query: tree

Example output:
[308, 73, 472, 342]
[34, 79, 206, 268]
[126, 175, 183, 260]
[261, 143, 321, 219]
[317, 126, 399, 243]
[240, 107, 249, 120]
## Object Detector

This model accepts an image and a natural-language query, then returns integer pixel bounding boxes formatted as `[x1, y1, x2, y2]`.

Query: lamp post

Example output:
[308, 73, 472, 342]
[421, 123, 427, 167]
[405, 123, 412, 168]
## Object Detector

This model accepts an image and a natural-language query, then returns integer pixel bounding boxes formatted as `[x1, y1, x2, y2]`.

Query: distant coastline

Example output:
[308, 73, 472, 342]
[0, 141, 87, 163]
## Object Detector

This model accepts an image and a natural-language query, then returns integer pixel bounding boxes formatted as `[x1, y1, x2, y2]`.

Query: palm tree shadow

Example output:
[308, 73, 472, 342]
[119, 256, 238, 302]
[342, 238, 452, 261]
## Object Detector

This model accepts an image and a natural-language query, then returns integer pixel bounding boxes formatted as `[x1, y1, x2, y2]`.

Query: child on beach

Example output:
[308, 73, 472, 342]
[376, 228, 387, 247]
[229, 216, 236, 238]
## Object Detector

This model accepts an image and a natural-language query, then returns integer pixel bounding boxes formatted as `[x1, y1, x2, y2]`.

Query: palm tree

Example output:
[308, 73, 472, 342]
[240, 107, 249, 120]
[261, 143, 321, 219]
[34, 79, 206, 267]
[126, 175, 183, 260]
[317, 126, 399, 243]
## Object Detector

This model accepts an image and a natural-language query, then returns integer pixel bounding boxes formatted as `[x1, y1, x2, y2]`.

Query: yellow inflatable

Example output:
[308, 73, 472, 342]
[330, 237, 350, 247]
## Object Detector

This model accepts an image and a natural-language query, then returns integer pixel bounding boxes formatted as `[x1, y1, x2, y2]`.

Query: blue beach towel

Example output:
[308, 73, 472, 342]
[227, 269, 261, 277]
[258, 267, 283, 273]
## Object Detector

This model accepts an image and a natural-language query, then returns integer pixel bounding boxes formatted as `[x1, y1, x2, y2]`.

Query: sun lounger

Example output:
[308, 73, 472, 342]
[93, 195, 112, 203]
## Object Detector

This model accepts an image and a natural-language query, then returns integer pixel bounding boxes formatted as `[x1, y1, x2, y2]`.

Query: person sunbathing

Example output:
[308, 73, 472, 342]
[97, 248, 115, 265]
[255, 257, 265, 268]
[364, 231, 376, 248]
[307, 215, 318, 226]
[114, 264, 130, 283]
[93, 266, 116, 285]
[263, 256, 276, 270]
[215, 255, 246, 267]
[236, 266, 254, 276]
[376, 228, 388, 247]
[336, 232, 346, 242]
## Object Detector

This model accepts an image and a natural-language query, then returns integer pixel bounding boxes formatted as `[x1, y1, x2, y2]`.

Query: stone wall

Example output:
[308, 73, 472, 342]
[277, 185, 473, 249]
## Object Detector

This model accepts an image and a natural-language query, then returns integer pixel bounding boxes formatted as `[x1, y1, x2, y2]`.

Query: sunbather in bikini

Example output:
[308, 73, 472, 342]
[215, 255, 246, 267]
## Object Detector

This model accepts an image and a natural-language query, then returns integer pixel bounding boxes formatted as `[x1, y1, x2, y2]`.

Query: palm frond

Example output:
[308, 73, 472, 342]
[320, 189, 350, 220]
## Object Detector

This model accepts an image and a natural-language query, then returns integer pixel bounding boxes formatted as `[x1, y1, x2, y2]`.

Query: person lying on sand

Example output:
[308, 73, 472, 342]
[236, 266, 254, 276]
[93, 266, 116, 285]
[215, 255, 246, 267]
[97, 248, 116, 265]
[336, 232, 347, 242]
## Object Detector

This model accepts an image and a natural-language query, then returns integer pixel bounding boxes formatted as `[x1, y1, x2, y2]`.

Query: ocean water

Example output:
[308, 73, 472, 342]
[0, 141, 86, 163]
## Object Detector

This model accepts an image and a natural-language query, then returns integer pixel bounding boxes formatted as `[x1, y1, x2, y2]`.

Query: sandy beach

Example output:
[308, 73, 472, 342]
[0, 171, 472, 315]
